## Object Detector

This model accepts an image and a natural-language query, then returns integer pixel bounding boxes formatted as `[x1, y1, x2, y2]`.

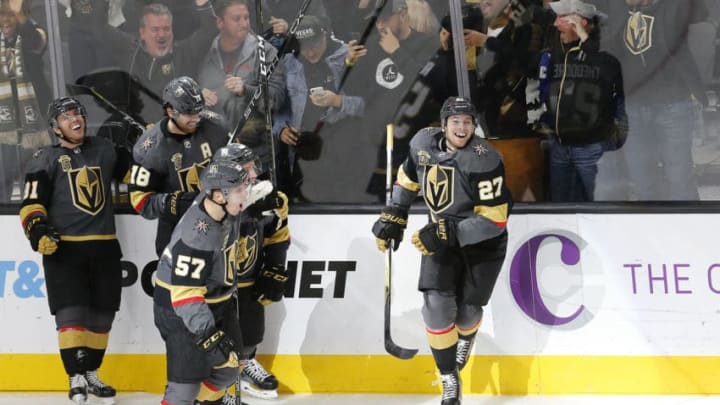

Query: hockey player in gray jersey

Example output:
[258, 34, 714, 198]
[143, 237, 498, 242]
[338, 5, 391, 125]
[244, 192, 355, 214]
[212, 144, 291, 402]
[372, 97, 512, 405]
[19, 97, 132, 405]
[129, 76, 229, 256]
[153, 153, 257, 405]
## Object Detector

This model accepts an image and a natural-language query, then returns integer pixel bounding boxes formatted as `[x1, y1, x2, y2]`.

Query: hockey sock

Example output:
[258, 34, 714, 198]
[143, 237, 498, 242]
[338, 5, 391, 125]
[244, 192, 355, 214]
[85, 329, 110, 371]
[426, 324, 458, 374]
[58, 326, 89, 375]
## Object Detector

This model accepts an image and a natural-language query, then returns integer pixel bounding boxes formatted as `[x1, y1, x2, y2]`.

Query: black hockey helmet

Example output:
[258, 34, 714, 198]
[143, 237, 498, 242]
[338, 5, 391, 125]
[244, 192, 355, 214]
[200, 159, 251, 196]
[440, 96, 478, 125]
[47, 97, 87, 128]
[213, 143, 264, 178]
[162, 76, 205, 115]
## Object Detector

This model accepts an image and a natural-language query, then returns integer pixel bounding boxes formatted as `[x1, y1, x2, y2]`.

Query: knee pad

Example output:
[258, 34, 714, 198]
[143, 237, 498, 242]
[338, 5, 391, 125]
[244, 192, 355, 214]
[456, 304, 483, 332]
[86, 309, 116, 333]
[55, 306, 89, 329]
[421, 290, 457, 330]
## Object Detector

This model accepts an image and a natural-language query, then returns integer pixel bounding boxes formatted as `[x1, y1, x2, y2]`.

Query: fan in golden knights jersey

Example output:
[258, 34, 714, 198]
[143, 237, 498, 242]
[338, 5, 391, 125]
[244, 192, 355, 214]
[372, 97, 512, 405]
[129, 76, 229, 256]
[212, 144, 291, 401]
[154, 152, 256, 405]
[18, 97, 132, 405]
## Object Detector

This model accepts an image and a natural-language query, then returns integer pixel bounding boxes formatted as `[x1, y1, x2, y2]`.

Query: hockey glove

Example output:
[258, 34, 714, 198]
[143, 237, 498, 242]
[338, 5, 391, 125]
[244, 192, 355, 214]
[245, 180, 274, 210]
[163, 191, 198, 219]
[411, 218, 456, 256]
[198, 329, 238, 368]
[26, 217, 60, 255]
[254, 265, 289, 306]
[245, 187, 284, 219]
[371, 206, 408, 252]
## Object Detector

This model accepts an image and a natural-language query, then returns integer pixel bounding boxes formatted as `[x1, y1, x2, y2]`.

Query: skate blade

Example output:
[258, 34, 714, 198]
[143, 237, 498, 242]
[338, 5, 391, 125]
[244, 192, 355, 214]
[69, 394, 87, 405]
[86, 394, 115, 405]
[240, 380, 278, 399]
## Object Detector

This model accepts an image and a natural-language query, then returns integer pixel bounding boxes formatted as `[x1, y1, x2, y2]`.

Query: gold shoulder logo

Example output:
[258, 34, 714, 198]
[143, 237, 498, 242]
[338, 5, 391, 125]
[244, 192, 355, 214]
[625, 12, 654, 55]
[177, 159, 209, 192]
[424, 164, 454, 213]
[68, 166, 105, 215]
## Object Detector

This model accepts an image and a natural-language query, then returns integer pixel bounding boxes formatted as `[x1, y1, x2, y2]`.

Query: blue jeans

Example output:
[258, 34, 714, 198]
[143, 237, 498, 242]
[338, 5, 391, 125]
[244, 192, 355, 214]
[548, 138, 605, 202]
[622, 100, 698, 200]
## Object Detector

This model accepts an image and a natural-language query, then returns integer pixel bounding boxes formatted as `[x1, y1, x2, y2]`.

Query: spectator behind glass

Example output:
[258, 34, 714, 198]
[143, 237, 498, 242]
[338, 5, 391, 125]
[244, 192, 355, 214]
[324, 0, 374, 43]
[593, 0, 707, 201]
[89, 0, 217, 116]
[197, 0, 286, 171]
[273, 15, 368, 203]
[0, 3, 52, 203]
[530, 0, 627, 202]
[343, 0, 437, 203]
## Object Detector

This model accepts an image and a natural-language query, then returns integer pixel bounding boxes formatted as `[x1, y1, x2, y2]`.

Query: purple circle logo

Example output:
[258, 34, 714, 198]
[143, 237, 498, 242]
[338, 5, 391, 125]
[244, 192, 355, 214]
[509, 232, 604, 327]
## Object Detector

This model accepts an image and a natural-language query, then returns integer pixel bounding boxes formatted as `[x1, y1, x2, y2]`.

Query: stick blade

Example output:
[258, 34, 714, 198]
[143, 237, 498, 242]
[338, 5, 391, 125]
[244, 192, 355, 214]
[385, 338, 419, 360]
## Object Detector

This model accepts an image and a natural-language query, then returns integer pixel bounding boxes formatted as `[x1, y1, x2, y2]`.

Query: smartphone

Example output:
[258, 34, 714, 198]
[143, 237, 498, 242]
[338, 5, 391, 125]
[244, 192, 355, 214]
[309, 87, 325, 96]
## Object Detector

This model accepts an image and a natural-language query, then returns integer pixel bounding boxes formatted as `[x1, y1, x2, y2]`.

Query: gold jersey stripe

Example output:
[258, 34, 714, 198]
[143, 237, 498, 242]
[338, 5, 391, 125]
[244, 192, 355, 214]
[426, 326, 458, 350]
[156, 278, 234, 305]
[60, 234, 118, 242]
[473, 203, 509, 225]
[397, 166, 420, 192]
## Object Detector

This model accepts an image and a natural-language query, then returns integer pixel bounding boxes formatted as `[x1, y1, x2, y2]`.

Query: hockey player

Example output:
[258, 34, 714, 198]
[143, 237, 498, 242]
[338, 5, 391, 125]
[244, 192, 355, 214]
[129, 76, 228, 256]
[154, 154, 255, 405]
[371, 97, 512, 405]
[19, 97, 132, 404]
[213, 144, 291, 402]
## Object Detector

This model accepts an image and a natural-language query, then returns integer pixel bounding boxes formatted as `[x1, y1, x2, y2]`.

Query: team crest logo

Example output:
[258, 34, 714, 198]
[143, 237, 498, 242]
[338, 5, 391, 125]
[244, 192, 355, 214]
[224, 236, 253, 281]
[424, 164, 454, 213]
[141, 137, 154, 151]
[237, 231, 258, 277]
[473, 144, 488, 155]
[162, 64, 173, 76]
[375, 58, 404, 90]
[417, 150, 431, 166]
[177, 159, 208, 192]
[58, 155, 73, 172]
[68, 166, 105, 215]
[624, 12, 654, 55]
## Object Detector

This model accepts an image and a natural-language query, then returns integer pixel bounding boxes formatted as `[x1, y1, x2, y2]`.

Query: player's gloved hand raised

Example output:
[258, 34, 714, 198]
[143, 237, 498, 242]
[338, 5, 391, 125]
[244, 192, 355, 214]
[245, 187, 285, 219]
[26, 217, 60, 255]
[371, 206, 408, 252]
[254, 265, 289, 305]
[197, 329, 238, 368]
[411, 218, 456, 255]
[163, 191, 198, 219]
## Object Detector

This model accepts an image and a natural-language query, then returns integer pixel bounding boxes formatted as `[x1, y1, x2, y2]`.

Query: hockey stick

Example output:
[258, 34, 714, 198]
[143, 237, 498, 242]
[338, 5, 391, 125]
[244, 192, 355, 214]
[384, 124, 418, 360]
[227, 0, 313, 145]
[65, 83, 146, 133]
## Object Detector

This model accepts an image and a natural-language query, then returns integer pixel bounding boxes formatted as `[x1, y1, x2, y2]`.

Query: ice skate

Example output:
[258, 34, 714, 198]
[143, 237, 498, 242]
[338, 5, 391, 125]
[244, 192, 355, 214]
[194, 393, 249, 405]
[440, 370, 461, 405]
[85, 369, 116, 404]
[456, 335, 475, 371]
[68, 374, 87, 405]
[240, 358, 279, 399]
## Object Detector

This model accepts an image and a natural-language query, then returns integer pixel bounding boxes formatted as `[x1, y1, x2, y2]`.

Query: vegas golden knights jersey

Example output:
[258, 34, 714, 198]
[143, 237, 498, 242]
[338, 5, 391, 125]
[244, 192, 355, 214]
[129, 117, 228, 218]
[153, 201, 243, 336]
[19, 136, 130, 258]
[393, 128, 512, 246]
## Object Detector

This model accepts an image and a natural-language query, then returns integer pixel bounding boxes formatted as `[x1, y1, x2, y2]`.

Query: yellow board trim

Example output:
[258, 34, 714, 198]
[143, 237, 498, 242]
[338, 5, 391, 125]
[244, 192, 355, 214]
[3, 354, 720, 394]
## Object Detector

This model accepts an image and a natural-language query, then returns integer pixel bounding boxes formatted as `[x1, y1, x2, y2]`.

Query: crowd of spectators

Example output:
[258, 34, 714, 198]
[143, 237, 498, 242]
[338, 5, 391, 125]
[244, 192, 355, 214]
[1, 0, 719, 204]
